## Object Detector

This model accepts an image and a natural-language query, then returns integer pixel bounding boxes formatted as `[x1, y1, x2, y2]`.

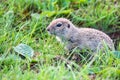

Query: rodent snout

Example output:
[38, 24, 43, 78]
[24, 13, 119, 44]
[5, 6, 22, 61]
[46, 27, 50, 31]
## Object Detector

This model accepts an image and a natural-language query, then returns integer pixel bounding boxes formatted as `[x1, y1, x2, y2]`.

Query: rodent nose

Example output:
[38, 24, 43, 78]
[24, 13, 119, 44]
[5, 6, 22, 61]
[46, 28, 50, 31]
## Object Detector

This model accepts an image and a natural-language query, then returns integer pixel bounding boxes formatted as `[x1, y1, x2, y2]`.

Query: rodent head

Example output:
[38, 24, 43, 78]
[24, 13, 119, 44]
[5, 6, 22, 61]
[46, 18, 73, 38]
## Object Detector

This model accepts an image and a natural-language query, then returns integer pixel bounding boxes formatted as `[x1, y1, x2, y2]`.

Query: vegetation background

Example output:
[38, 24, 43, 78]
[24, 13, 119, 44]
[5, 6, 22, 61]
[0, 0, 120, 80]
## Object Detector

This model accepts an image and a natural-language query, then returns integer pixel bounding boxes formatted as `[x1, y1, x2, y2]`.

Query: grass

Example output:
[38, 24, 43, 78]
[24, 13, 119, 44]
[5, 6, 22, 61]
[0, 0, 120, 80]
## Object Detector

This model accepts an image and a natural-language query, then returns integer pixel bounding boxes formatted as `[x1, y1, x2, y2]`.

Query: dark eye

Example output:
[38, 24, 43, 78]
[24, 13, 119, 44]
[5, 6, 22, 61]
[56, 22, 62, 27]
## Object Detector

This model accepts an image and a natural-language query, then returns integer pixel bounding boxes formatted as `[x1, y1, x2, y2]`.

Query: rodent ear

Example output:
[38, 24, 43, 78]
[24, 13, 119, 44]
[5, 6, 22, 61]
[67, 24, 70, 28]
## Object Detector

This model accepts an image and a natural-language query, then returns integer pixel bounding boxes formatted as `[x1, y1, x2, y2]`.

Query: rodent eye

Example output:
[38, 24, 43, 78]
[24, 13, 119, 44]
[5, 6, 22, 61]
[56, 22, 62, 27]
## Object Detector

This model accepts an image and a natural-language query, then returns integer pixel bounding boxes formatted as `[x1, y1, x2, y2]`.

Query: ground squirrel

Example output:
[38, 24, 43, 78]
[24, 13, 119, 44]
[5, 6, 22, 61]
[46, 18, 115, 53]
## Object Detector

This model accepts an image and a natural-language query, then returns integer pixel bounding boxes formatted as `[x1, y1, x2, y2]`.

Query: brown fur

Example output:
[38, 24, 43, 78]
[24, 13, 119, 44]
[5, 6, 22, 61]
[46, 18, 115, 52]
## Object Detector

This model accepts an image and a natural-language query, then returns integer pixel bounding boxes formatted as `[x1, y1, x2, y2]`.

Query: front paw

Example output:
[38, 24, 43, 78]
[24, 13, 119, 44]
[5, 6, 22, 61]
[64, 46, 69, 51]
[64, 45, 73, 51]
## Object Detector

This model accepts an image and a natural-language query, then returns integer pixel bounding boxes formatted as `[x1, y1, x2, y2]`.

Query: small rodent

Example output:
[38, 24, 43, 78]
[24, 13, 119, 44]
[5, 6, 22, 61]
[46, 18, 115, 52]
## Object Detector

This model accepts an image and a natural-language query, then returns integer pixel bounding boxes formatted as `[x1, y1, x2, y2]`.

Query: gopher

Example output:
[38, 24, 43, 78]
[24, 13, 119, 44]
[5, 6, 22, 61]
[46, 18, 114, 53]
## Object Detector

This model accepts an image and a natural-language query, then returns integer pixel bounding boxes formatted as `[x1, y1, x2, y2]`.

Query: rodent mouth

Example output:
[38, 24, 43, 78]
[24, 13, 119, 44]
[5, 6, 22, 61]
[48, 31, 56, 35]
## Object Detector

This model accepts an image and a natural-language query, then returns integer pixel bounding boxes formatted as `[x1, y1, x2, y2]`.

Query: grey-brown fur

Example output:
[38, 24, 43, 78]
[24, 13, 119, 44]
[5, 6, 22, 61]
[46, 18, 114, 52]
